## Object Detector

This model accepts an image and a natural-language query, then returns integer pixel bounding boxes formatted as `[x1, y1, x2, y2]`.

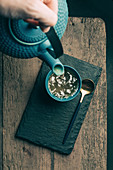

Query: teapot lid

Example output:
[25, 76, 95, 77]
[8, 19, 47, 46]
[0, 0, 68, 59]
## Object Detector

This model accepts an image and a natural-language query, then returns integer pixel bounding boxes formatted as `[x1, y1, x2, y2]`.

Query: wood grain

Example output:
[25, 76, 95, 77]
[0, 52, 3, 170]
[54, 17, 107, 170]
[2, 17, 107, 169]
[2, 56, 52, 170]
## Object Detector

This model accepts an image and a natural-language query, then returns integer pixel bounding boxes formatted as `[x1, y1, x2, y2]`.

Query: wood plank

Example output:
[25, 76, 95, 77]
[0, 52, 3, 170]
[54, 18, 107, 170]
[3, 56, 52, 170]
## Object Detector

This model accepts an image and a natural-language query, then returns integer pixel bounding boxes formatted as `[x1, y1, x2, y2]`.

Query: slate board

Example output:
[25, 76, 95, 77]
[16, 54, 102, 155]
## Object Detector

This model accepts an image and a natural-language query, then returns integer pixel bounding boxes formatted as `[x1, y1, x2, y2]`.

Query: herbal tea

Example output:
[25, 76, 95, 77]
[48, 68, 79, 99]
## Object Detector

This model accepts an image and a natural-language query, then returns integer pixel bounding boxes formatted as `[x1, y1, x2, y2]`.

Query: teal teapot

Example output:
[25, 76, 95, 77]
[0, 0, 68, 75]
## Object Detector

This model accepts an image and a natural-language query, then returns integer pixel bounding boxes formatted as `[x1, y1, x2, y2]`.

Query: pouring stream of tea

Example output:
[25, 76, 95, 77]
[62, 79, 95, 144]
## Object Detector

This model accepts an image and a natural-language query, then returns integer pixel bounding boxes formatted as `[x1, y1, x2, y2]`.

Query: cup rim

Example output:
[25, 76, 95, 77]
[45, 65, 82, 102]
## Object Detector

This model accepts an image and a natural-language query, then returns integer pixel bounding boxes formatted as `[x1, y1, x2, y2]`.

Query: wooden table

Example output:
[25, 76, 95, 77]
[0, 17, 107, 170]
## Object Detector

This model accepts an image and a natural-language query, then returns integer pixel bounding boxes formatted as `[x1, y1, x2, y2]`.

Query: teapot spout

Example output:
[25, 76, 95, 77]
[38, 50, 64, 76]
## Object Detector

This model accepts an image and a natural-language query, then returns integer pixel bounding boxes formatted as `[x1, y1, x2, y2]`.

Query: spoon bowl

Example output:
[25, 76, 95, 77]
[80, 79, 95, 103]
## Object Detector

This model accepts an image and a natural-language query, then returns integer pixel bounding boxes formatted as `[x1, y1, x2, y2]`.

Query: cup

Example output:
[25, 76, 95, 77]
[45, 65, 82, 102]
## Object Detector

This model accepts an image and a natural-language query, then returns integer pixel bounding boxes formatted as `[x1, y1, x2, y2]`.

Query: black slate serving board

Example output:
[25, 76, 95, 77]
[16, 54, 102, 155]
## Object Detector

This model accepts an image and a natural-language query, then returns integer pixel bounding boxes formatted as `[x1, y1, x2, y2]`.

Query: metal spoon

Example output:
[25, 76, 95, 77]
[62, 79, 95, 144]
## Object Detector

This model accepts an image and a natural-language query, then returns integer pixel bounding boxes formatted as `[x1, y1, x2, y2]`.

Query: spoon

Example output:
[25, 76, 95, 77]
[62, 79, 95, 144]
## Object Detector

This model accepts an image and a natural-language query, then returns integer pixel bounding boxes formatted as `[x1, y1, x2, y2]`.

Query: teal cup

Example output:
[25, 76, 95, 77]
[45, 65, 82, 102]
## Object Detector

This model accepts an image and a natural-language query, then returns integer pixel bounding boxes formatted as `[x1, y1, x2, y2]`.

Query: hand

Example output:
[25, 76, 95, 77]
[0, 0, 58, 32]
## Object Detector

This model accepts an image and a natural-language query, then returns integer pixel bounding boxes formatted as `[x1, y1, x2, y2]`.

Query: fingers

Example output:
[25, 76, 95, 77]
[25, 0, 58, 32]
[24, 18, 50, 32]
[33, 0, 58, 27]
[24, 19, 40, 26]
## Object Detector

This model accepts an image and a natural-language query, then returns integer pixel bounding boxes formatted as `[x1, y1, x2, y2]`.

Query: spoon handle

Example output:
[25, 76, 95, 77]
[62, 99, 82, 144]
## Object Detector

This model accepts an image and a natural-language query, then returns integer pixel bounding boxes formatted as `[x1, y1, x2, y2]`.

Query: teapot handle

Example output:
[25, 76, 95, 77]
[45, 27, 63, 59]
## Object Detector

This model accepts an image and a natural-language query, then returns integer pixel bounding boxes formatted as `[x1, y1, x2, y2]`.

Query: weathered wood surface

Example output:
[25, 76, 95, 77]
[0, 52, 3, 170]
[1, 18, 107, 169]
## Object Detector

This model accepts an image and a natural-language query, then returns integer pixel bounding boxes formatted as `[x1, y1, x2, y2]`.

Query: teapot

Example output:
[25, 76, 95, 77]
[0, 0, 68, 75]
